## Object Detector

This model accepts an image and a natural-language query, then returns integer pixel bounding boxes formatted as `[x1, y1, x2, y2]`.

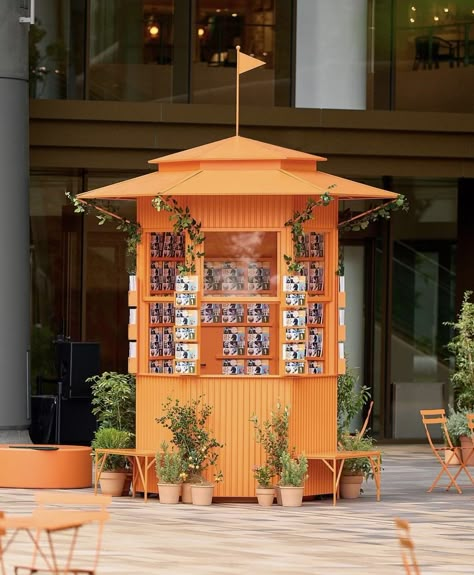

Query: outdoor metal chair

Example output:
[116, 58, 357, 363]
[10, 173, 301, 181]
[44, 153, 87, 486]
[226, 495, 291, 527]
[420, 408, 474, 493]
[14, 492, 111, 575]
[464, 413, 474, 463]
[394, 518, 421, 575]
[0, 510, 5, 575]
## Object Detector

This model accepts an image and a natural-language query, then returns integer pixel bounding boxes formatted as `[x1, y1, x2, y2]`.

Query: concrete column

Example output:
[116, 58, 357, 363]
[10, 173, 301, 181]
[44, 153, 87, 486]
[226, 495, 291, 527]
[0, 0, 31, 441]
[295, 0, 368, 110]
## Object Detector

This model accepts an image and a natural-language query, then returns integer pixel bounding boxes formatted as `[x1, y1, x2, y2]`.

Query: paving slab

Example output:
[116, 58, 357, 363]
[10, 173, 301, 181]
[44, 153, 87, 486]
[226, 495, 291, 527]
[0, 444, 473, 574]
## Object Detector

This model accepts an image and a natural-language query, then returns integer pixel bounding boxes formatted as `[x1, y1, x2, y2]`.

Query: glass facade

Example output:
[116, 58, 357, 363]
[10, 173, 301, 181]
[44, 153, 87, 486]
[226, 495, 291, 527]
[29, 0, 474, 112]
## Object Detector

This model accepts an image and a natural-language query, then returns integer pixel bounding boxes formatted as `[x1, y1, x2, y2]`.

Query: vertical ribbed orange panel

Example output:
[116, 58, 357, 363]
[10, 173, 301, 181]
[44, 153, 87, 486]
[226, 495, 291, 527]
[134, 194, 339, 498]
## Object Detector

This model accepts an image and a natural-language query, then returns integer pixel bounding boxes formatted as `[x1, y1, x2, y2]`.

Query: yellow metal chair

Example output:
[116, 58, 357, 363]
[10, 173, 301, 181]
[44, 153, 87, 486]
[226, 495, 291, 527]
[419, 408, 474, 493]
[14, 492, 111, 575]
[394, 518, 421, 575]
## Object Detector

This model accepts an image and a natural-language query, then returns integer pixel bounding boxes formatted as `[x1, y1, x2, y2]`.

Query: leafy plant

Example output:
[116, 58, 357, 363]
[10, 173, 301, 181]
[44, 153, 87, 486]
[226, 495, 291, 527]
[88, 372, 136, 441]
[65, 192, 142, 274]
[279, 452, 308, 487]
[337, 367, 371, 438]
[250, 403, 290, 478]
[445, 406, 469, 447]
[338, 433, 376, 479]
[91, 427, 133, 471]
[151, 196, 205, 274]
[283, 191, 334, 273]
[338, 194, 409, 233]
[252, 464, 274, 489]
[155, 396, 223, 482]
[444, 291, 474, 411]
[156, 441, 187, 484]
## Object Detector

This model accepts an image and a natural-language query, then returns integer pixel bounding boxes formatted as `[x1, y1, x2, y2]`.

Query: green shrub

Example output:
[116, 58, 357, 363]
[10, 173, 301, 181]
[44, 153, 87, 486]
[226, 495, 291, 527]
[250, 403, 290, 478]
[91, 427, 133, 471]
[445, 407, 469, 447]
[156, 441, 186, 484]
[339, 433, 376, 478]
[279, 452, 308, 487]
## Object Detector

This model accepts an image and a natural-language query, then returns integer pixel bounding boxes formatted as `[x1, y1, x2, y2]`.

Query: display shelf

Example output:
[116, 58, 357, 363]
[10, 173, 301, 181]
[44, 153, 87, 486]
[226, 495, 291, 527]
[204, 259, 273, 295]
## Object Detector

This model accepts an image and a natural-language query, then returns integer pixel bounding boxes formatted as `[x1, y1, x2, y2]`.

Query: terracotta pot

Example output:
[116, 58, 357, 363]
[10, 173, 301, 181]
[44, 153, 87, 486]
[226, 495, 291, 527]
[445, 449, 462, 466]
[122, 472, 133, 496]
[191, 483, 214, 506]
[181, 482, 193, 504]
[274, 484, 282, 506]
[460, 436, 474, 466]
[158, 482, 181, 504]
[99, 471, 127, 497]
[340, 473, 363, 499]
[256, 487, 275, 507]
[279, 486, 304, 507]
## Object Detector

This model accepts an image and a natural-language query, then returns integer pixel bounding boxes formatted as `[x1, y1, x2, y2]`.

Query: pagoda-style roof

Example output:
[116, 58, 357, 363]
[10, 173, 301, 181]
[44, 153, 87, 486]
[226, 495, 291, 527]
[78, 135, 397, 201]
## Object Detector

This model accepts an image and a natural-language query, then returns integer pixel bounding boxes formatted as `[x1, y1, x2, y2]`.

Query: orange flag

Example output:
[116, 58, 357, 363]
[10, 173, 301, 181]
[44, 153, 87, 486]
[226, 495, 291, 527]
[237, 50, 265, 75]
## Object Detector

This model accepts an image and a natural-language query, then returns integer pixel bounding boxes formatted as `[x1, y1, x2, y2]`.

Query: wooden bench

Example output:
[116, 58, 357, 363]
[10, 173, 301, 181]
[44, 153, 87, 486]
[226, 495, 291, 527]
[306, 450, 382, 505]
[93, 448, 156, 502]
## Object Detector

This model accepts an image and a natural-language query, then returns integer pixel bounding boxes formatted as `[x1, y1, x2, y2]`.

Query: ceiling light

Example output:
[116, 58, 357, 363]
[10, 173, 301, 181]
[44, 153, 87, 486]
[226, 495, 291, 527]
[197, 27, 205, 38]
[409, 17, 415, 22]
[231, 13, 238, 17]
[434, 16, 439, 21]
[444, 7, 449, 12]
[148, 24, 159, 37]
[411, 6, 416, 11]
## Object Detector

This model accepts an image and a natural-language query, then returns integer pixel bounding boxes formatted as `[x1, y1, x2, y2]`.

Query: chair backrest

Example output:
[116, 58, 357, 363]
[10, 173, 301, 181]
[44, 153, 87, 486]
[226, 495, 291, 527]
[394, 518, 421, 575]
[34, 492, 111, 571]
[420, 409, 452, 450]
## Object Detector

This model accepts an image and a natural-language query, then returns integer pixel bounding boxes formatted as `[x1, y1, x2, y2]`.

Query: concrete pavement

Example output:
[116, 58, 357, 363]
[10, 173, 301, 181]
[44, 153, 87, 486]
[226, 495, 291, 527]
[0, 444, 473, 574]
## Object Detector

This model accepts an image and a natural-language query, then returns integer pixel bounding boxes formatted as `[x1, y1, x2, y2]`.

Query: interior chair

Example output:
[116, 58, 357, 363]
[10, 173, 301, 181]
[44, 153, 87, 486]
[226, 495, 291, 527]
[413, 36, 455, 70]
[14, 492, 111, 575]
[419, 408, 474, 493]
[394, 518, 421, 575]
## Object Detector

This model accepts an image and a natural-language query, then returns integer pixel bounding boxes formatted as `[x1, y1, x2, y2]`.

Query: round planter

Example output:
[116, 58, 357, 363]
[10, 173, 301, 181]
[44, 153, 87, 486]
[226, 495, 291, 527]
[274, 484, 282, 506]
[158, 482, 181, 504]
[445, 449, 462, 466]
[340, 473, 363, 499]
[256, 487, 275, 507]
[99, 471, 127, 497]
[460, 436, 474, 466]
[181, 482, 193, 504]
[279, 486, 304, 507]
[191, 484, 214, 506]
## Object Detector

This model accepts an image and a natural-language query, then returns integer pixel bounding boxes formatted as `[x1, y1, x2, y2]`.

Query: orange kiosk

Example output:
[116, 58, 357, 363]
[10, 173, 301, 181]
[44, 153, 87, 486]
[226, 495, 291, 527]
[79, 134, 396, 499]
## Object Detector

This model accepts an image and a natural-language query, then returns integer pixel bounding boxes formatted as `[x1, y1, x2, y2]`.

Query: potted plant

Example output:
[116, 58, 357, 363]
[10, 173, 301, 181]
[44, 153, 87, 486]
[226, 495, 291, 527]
[445, 407, 470, 465]
[252, 464, 275, 506]
[445, 291, 474, 412]
[88, 371, 136, 494]
[155, 395, 223, 503]
[155, 441, 186, 504]
[279, 451, 308, 507]
[250, 403, 290, 504]
[91, 427, 133, 496]
[338, 433, 376, 499]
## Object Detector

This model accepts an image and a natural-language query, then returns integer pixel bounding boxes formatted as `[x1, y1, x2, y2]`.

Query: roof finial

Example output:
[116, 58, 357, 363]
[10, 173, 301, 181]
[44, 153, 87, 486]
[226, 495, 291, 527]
[235, 47, 265, 138]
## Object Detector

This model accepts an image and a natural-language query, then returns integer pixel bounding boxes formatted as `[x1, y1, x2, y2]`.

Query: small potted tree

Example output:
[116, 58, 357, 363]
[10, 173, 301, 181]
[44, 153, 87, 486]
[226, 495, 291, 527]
[445, 291, 474, 465]
[250, 403, 290, 504]
[156, 441, 186, 504]
[252, 464, 275, 506]
[91, 427, 133, 496]
[445, 407, 470, 466]
[155, 395, 223, 504]
[278, 451, 308, 507]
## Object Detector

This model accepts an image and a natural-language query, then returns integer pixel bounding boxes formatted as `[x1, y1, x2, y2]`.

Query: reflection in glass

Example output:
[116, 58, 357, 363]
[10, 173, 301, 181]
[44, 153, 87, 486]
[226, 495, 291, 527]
[89, 0, 174, 101]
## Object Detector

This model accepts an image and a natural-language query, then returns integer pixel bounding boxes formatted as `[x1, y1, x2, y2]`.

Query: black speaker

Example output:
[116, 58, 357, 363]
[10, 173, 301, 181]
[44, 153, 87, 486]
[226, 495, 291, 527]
[56, 342, 100, 399]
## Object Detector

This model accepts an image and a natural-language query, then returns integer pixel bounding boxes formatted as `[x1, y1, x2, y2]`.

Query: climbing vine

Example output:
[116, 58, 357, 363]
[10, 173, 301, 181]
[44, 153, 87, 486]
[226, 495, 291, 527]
[338, 194, 409, 233]
[65, 192, 142, 274]
[283, 189, 334, 273]
[151, 195, 205, 274]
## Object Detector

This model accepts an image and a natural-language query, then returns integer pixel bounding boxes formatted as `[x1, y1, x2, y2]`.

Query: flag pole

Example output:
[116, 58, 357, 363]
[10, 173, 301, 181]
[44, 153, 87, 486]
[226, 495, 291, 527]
[235, 45, 240, 137]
